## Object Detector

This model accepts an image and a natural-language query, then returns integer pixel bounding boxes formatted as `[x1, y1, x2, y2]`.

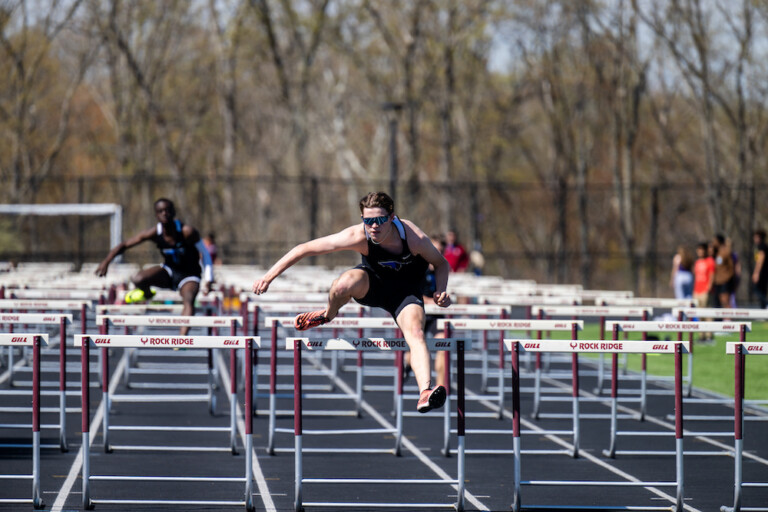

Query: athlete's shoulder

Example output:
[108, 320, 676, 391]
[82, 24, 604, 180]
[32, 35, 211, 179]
[398, 218, 427, 238]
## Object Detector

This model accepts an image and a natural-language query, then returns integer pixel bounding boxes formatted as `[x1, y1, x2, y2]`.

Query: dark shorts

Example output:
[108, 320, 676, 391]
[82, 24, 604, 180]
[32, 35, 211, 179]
[162, 265, 201, 291]
[353, 265, 424, 319]
[713, 282, 731, 298]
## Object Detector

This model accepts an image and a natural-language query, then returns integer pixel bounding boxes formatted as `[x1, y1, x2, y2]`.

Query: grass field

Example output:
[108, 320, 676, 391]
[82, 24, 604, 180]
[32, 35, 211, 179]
[541, 322, 768, 400]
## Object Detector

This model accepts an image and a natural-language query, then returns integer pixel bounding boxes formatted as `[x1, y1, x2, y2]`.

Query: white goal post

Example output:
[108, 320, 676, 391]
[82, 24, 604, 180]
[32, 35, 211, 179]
[0, 203, 123, 259]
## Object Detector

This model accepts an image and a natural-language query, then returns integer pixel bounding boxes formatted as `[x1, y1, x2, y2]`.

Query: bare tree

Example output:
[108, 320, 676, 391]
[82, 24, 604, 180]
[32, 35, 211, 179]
[0, 0, 91, 202]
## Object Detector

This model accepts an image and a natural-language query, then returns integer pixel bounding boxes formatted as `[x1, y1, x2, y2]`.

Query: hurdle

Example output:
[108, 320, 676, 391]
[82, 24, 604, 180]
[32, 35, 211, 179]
[9, 288, 106, 302]
[119, 288, 224, 314]
[437, 318, 584, 431]
[290, 336, 469, 512]
[244, 301, 367, 416]
[722, 341, 768, 512]
[596, 297, 696, 309]
[0, 312, 73, 451]
[264, 316, 400, 455]
[530, 305, 653, 399]
[603, 320, 750, 458]
[96, 314, 243, 452]
[438, 319, 584, 458]
[423, 304, 511, 393]
[0, 298, 93, 391]
[674, 306, 768, 410]
[0, 333, 47, 510]
[0, 298, 90, 333]
[76, 333, 259, 511]
[505, 338, 690, 512]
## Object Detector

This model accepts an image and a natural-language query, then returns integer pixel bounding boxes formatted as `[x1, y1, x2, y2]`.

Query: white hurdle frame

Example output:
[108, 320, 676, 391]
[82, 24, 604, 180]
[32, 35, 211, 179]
[95, 314, 243, 453]
[438, 318, 584, 457]
[531, 305, 654, 416]
[76, 334, 259, 511]
[423, 304, 512, 393]
[0, 333, 47, 510]
[603, 320, 750, 458]
[722, 342, 768, 512]
[290, 336, 469, 512]
[244, 301, 367, 408]
[0, 313, 73, 451]
[506, 338, 690, 512]
[264, 316, 399, 455]
[674, 307, 768, 413]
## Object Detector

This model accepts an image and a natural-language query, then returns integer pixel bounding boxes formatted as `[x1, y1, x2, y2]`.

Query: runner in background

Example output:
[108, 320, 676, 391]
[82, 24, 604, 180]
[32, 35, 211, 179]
[95, 198, 214, 335]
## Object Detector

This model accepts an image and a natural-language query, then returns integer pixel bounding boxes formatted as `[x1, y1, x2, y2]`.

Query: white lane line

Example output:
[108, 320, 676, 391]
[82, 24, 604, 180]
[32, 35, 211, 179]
[215, 351, 277, 512]
[312, 358, 490, 511]
[0, 354, 27, 384]
[51, 355, 128, 512]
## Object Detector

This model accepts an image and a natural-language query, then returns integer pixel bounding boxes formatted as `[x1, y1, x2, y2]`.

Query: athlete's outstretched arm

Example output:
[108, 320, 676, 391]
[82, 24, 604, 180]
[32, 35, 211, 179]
[95, 227, 156, 277]
[252, 225, 366, 294]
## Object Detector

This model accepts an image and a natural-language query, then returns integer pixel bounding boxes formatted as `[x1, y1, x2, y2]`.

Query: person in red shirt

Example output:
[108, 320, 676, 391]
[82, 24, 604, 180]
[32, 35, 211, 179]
[443, 230, 469, 272]
[693, 242, 715, 308]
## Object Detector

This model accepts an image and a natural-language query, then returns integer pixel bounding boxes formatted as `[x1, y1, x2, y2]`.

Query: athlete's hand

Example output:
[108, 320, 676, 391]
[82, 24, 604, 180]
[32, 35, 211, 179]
[252, 277, 270, 295]
[433, 291, 451, 308]
[202, 281, 213, 295]
[95, 262, 109, 277]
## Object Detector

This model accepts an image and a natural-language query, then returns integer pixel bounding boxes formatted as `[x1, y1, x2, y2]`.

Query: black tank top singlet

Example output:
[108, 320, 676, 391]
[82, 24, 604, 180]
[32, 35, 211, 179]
[154, 220, 201, 276]
[361, 217, 428, 284]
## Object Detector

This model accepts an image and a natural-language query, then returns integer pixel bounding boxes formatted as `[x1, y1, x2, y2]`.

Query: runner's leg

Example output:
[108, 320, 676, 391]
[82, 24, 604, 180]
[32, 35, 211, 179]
[178, 280, 200, 336]
[131, 266, 171, 296]
[396, 303, 431, 392]
[325, 269, 369, 320]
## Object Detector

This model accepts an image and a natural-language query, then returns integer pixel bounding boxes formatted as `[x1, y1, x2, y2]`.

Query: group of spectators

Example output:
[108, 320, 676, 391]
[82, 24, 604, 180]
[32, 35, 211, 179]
[671, 230, 768, 309]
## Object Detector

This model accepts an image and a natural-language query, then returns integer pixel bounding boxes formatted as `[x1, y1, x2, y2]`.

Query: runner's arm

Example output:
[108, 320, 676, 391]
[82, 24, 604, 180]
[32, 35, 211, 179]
[95, 227, 156, 277]
[195, 240, 215, 291]
[253, 225, 366, 294]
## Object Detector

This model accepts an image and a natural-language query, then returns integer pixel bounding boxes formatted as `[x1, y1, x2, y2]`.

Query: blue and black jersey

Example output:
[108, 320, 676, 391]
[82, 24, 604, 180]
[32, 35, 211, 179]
[153, 220, 202, 278]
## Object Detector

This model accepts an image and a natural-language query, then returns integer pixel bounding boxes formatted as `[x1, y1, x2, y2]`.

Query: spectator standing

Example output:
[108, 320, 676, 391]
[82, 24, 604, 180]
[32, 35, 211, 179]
[752, 229, 768, 308]
[670, 245, 694, 299]
[712, 234, 735, 308]
[730, 239, 742, 307]
[693, 242, 715, 308]
[203, 232, 220, 265]
[443, 230, 469, 272]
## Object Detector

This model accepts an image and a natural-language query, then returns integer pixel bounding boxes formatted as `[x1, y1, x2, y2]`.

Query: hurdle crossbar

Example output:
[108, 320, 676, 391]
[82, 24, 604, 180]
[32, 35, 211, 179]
[75, 334, 259, 511]
[504, 338, 689, 512]
[290, 336, 469, 512]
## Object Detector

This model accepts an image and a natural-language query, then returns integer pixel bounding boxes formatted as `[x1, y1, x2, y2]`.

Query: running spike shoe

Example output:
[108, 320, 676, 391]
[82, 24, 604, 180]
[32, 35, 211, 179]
[294, 310, 329, 331]
[125, 288, 155, 304]
[417, 385, 447, 413]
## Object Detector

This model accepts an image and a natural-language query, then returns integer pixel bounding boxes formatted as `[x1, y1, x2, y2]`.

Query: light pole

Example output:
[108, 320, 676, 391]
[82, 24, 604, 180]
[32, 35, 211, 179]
[382, 102, 403, 203]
